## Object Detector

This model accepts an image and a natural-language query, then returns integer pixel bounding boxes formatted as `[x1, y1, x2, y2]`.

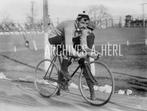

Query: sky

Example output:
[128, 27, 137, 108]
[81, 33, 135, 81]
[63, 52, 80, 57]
[0, 0, 146, 23]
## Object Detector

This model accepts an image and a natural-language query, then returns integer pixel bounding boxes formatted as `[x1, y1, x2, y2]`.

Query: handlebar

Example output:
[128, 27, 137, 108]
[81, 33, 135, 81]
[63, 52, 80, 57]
[67, 51, 101, 61]
[87, 53, 101, 61]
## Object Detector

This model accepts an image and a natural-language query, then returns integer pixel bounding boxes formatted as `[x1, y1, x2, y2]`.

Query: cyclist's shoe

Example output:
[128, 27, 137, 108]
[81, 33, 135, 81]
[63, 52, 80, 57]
[56, 89, 61, 96]
[58, 76, 69, 91]
[61, 80, 69, 91]
[60, 70, 71, 81]
[56, 82, 69, 95]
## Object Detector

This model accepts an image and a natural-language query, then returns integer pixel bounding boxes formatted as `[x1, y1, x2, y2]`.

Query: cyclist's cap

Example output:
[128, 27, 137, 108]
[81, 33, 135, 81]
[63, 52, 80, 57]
[77, 11, 90, 20]
[87, 21, 96, 30]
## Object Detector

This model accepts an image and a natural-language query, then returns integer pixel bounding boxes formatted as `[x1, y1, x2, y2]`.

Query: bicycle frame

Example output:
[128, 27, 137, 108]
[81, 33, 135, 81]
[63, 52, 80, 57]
[43, 55, 62, 79]
[44, 53, 97, 85]
[35, 49, 114, 106]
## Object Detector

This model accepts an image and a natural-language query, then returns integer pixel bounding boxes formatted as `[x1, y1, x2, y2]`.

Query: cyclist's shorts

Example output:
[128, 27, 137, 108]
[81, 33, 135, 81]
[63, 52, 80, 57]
[72, 33, 95, 50]
[87, 33, 95, 49]
[48, 35, 63, 45]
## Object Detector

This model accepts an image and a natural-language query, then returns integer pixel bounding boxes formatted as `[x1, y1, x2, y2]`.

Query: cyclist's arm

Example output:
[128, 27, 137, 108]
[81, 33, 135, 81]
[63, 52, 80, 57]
[80, 29, 94, 54]
[64, 26, 87, 57]
[81, 29, 89, 49]
[64, 26, 78, 56]
[81, 29, 100, 58]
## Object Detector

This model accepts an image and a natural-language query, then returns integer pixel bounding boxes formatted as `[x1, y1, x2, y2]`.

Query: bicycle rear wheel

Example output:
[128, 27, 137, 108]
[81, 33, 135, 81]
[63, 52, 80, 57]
[34, 59, 59, 97]
[79, 61, 114, 106]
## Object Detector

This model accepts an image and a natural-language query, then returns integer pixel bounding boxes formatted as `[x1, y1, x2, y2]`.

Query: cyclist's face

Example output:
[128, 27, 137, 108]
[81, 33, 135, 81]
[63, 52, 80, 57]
[79, 18, 89, 29]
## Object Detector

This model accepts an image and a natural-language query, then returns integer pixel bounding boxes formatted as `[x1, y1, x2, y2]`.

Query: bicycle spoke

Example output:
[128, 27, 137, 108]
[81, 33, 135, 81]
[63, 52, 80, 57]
[34, 59, 59, 97]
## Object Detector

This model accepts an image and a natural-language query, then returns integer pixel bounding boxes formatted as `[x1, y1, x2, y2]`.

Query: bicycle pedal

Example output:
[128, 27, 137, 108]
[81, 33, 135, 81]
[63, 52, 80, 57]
[61, 86, 69, 91]
[60, 84, 69, 91]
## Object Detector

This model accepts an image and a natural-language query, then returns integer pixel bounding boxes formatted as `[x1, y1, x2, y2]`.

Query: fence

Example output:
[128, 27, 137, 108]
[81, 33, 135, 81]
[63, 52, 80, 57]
[0, 29, 44, 53]
[93, 15, 147, 29]
[0, 22, 44, 32]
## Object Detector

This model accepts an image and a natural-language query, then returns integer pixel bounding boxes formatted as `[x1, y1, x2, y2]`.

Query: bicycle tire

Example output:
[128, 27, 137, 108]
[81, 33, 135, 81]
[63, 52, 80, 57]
[79, 61, 114, 106]
[34, 59, 59, 97]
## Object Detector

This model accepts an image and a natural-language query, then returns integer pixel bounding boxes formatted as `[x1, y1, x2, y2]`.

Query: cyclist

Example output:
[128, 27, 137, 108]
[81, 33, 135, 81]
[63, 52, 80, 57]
[48, 11, 96, 100]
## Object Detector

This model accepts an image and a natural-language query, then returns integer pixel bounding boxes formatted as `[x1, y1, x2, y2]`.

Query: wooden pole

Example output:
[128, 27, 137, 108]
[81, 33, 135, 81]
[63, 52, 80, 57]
[43, 0, 51, 70]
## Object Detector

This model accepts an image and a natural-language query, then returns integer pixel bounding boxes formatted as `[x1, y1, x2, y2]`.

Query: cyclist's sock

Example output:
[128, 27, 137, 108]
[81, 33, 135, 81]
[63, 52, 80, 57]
[90, 89, 95, 100]
[61, 59, 69, 72]
[85, 78, 95, 100]
[60, 70, 71, 80]
[58, 71, 69, 91]
[88, 83, 95, 100]
[58, 71, 64, 81]
[60, 59, 71, 80]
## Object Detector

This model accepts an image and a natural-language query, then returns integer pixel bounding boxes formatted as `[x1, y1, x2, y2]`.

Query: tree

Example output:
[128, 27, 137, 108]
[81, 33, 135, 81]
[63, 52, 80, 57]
[25, 1, 38, 29]
[87, 5, 112, 28]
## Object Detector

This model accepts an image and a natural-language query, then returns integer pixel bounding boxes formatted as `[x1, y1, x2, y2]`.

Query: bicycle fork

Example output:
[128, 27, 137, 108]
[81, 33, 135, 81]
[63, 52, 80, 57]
[79, 58, 97, 85]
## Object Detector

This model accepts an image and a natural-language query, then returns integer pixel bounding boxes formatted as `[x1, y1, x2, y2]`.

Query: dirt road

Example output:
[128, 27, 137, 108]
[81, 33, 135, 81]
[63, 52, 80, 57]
[0, 79, 146, 111]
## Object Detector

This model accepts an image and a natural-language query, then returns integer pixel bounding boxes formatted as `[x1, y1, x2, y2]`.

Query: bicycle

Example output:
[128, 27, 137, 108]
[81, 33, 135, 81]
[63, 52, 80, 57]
[34, 48, 115, 106]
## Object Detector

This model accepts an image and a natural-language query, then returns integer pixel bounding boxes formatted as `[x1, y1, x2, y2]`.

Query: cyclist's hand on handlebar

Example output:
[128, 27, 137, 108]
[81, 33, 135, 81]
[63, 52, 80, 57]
[68, 50, 101, 60]
[76, 51, 101, 60]
[77, 52, 87, 58]
[87, 51, 101, 60]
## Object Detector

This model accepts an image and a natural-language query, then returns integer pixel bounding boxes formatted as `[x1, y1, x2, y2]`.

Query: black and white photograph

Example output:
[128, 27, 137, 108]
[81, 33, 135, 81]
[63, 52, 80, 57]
[0, 0, 146, 111]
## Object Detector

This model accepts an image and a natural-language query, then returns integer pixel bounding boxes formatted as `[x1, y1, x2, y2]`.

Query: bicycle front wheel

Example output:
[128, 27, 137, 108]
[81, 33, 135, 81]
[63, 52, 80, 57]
[34, 59, 59, 97]
[79, 61, 114, 106]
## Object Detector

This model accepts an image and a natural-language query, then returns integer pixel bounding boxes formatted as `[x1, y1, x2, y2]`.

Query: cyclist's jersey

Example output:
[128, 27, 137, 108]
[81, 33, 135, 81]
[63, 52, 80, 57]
[49, 20, 78, 46]
[48, 20, 94, 51]
[56, 20, 76, 37]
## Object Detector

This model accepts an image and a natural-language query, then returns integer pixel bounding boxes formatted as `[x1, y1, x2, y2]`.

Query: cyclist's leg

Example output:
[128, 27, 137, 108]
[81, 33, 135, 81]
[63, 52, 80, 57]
[61, 58, 69, 75]
[59, 57, 70, 90]
[56, 71, 63, 95]
[81, 31, 95, 99]
[59, 45, 71, 80]
[57, 47, 70, 92]
[82, 67, 95, 100]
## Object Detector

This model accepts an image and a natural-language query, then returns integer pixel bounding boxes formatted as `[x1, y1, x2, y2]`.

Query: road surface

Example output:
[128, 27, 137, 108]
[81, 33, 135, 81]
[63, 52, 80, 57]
[0, 79, 146, 111]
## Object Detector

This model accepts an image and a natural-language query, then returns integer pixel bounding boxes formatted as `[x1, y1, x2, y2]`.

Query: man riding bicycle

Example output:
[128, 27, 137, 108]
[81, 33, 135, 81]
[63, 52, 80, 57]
[48, 11, 96, 100]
